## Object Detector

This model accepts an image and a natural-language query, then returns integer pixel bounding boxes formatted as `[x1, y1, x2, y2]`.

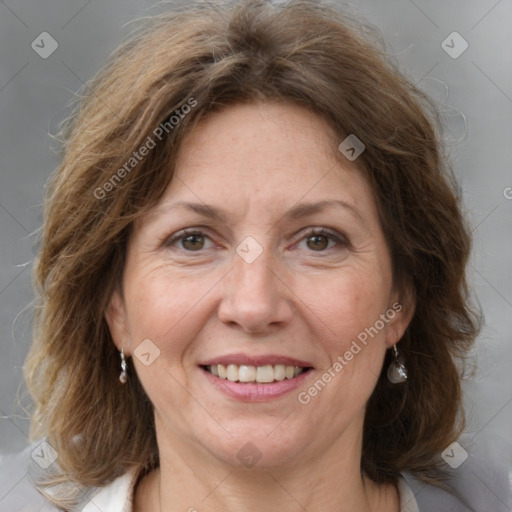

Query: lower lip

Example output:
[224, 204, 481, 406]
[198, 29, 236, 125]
[200, 367, 313, 402]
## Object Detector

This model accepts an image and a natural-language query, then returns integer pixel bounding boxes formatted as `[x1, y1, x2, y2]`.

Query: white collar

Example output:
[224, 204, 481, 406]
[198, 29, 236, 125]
[81, 466, 139, 512]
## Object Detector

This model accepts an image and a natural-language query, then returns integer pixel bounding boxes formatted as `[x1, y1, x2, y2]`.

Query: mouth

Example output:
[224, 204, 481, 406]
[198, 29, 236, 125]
[200, 363, 313, 384]
[199, 354, 314, 401]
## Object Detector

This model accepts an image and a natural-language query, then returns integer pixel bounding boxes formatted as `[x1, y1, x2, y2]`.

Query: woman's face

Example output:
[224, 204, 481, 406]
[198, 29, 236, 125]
[107, 101, 412, 470]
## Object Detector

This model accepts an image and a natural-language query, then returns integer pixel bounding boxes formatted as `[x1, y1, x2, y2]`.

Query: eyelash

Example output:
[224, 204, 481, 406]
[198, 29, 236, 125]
[295, 228, 349, 252]
[165, 227, 349, 254]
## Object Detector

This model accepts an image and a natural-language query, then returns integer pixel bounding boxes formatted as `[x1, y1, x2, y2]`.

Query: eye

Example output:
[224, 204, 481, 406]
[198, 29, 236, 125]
[306, 233, 330, 251]
[165, 230, 214, 251]
[296, 228, 347, 252]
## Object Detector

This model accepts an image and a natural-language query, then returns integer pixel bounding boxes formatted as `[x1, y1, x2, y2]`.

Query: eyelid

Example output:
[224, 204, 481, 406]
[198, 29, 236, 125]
[292, 227, 350, 249]
[164, 228, 216, 250]
[163, 226, 350, 252]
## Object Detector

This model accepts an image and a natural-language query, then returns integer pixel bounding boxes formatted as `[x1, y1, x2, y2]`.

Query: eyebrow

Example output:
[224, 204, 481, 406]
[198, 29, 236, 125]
[153, 201, 230, 223]
[284, 199, 363, 222]
[154, 199, 364, 224]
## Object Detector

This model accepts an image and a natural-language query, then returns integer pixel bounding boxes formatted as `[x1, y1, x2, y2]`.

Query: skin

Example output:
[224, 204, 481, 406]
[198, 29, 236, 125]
[106, 101, 414, 512]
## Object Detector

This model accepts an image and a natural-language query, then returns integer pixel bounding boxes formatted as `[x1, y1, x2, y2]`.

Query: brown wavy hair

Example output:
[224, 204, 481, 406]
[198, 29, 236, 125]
[24, 0, 480, 507]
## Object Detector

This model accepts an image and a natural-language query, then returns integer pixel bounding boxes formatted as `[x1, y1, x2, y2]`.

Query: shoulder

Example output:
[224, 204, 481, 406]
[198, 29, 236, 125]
[398, 477, 420, 512]
[0, 441, 60, 511]
[0, 439, 141, 512]
[402, 432, 512, 512]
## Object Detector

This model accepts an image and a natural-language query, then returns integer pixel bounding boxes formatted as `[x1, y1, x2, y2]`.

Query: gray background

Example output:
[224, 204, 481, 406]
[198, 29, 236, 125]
[0, 0, 511, 501]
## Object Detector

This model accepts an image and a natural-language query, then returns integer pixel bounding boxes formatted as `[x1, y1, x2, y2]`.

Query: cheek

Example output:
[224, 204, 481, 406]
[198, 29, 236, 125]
[122, 269, 216, 415]
[298, 265, 393, 399]
[122, 261, 227, 371]
[299, 274, 391, 419]
[303, 267, 391, 338]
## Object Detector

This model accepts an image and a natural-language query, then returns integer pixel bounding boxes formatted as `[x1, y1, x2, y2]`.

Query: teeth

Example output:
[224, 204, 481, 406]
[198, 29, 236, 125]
[206, 364, 306, 383]
[238, 365, 256, 382]
[218, 364, 227, 379]
[226, 364, 238, 382]
[256, 365, 274, 383]
[274, 364, 286, 381]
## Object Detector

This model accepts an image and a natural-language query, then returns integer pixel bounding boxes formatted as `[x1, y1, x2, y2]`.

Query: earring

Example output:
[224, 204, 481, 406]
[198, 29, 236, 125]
[387, 344, 407, 384]
[119, 349, 128, 384]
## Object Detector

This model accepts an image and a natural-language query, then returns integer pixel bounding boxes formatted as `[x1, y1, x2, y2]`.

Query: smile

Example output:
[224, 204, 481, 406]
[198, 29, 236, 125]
[202, 364, 310, 383]
[199, 354, 314, 401]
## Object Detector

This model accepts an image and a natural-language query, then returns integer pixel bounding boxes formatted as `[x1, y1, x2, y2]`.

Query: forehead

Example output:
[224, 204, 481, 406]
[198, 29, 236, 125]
[166, 102, 369, 204]
[176, 101, 339, 175]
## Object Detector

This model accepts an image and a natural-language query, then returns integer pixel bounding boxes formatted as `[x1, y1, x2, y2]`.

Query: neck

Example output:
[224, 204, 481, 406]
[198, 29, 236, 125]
[134, 418, 399, 512]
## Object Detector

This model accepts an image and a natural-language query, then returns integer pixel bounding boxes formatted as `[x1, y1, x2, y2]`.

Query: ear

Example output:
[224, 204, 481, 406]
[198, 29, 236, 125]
[105, 288, 130, 353]
[385, 282, 416, 348]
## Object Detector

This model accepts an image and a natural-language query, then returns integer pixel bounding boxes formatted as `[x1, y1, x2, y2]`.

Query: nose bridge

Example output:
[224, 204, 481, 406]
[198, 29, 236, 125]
[232, 240, 277, 302]
[233, 232, 276, 291]
[218, 242, 292, 332]
[235, 250, 274, 295]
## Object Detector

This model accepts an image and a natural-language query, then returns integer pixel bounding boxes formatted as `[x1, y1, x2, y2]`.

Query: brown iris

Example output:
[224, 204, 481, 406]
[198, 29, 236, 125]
[306, 234, 329, 251]
[182, 234, 205, 251]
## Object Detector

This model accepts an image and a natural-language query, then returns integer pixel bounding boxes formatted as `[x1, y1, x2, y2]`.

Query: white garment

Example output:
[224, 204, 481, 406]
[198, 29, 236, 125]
[80, 466, 420, 512]
[80, 466, 138, 512]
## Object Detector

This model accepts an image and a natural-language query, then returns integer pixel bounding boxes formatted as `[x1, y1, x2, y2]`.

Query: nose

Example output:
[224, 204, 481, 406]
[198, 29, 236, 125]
[217, 249, 294, 334]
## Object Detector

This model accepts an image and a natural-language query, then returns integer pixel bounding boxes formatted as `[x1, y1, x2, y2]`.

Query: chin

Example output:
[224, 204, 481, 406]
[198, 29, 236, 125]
[198, 422, 308, 470]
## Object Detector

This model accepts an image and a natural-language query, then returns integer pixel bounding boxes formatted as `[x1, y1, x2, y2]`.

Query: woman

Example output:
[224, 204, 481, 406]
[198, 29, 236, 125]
[0, 0, 486, 510]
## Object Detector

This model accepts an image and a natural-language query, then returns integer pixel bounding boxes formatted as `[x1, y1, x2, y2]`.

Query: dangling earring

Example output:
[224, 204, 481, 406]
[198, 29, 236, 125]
[387, 344, 407, 384]
[119, 349, 128, 384]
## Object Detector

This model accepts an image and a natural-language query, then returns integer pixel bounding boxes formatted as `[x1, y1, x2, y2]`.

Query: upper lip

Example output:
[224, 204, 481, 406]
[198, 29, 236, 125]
[201, 353, 313, 368]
